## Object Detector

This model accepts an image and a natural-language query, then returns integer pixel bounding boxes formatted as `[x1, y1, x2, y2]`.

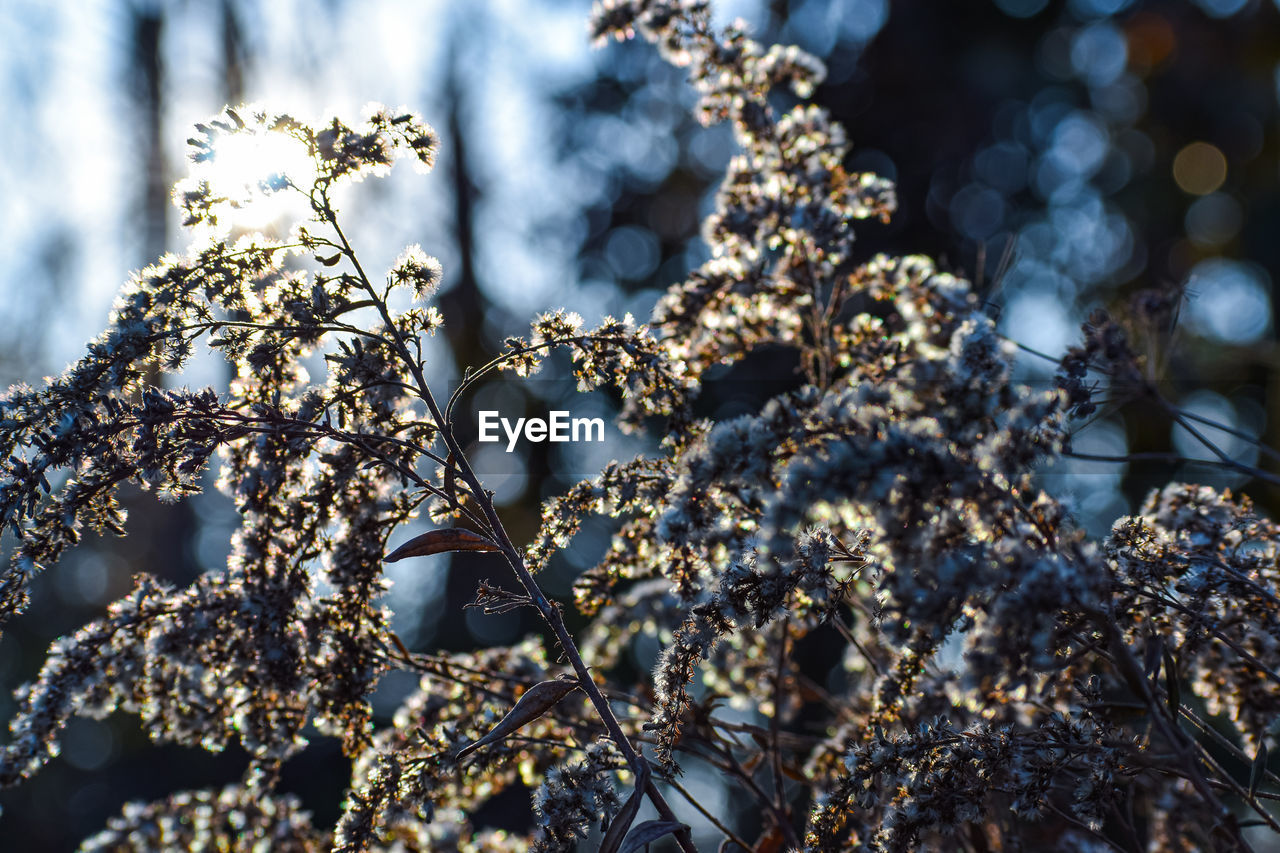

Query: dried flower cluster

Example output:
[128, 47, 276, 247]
[1, 1, 1278, 850]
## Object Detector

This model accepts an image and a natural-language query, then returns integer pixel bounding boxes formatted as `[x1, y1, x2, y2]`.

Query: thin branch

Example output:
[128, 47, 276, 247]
[323, 206, 698, 852]
[667, 777, 754, 852]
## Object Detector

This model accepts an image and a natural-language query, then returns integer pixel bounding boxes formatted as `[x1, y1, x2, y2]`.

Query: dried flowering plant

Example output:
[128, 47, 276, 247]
[1, 0, 1280, 851]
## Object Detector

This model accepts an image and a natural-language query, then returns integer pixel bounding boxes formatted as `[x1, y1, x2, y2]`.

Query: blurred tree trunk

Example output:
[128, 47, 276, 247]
[221, 0, 245, 106]
[131, 6, 166, 263]
[127, 3, 200, 588]
[433, 45, 509, 649]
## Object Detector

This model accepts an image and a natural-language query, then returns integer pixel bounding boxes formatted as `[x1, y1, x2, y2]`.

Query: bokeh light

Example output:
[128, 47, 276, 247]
[1000, 286, 1080, 358]
[1184, 192, 1243, 247]
[1069, 0, 1136, 18]
[1172, 141, 1228, 195]
[1185, 258, 1272, 344]
[1070, 22, 1127, 86]
[993, 0, 1051, 19]
[1195, 0, 1250, 18]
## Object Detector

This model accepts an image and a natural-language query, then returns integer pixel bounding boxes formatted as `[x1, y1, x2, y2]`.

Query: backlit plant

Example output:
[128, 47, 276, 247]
[1, 1, 1278, 850]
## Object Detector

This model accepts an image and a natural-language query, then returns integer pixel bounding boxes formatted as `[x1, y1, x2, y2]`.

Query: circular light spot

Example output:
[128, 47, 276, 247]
[1090, 77, 1146, 124]
[61, 719, 116, 771]
[1125, 13, 1177, 73]
[993, 0, 1050, 17]
[950, 184, 1006, 240]
[1172, 142, 1228, 195]
[1185, 258, 1271, 344]
[469, 443, 528, 506]
[1051, 112, 1109, 177]
[1184, 192, 1243, 247]
[1071, 22, 1127, 87]
[1194, 0, 1248, 17]
[603, 225, 661, 280]
[841, 0, 889, 41]
[974, 142, 1029, 194]
[1000, 286, 1079, 358]
[1068, 0, 1135, 17]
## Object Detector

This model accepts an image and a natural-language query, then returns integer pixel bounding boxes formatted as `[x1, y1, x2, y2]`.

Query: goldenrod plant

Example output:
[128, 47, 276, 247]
[1, 1, 1278, 850]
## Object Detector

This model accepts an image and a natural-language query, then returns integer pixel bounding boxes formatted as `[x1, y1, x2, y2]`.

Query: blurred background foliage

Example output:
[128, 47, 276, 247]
[4, 0, 1280, 846]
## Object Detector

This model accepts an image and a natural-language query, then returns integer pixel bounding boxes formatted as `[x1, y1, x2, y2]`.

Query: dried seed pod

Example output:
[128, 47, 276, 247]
[455, 676, 580, 760]
[384, 528, 501, 562]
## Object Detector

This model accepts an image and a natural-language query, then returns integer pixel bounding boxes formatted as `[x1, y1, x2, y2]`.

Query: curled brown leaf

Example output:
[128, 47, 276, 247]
[384, 528, 501, 562]
[455, 676, 580, 760]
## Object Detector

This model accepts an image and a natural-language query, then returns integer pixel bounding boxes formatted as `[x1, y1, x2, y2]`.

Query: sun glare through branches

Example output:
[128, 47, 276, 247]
[182, 108, 317, 232]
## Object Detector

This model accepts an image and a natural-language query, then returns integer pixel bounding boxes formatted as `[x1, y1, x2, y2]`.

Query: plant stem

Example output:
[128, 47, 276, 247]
[327, 212, 700, 852]
[1092, 607, 1254, 852]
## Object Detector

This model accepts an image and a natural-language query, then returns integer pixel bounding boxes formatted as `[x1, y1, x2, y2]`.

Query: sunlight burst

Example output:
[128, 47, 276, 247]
[199, 128, 315, 229]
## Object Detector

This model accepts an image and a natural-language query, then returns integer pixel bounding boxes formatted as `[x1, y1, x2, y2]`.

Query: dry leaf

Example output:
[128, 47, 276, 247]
[752, 826, 785, 853]
[384, 528, 501, 562]
[455, 676, 580, 760]
[617, 820, 689, 853]
[781, 762, 808, 782]
[387, 632, 413, 662]
[1251, 740, 1270, 798]
[600, 783, 644, 853]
